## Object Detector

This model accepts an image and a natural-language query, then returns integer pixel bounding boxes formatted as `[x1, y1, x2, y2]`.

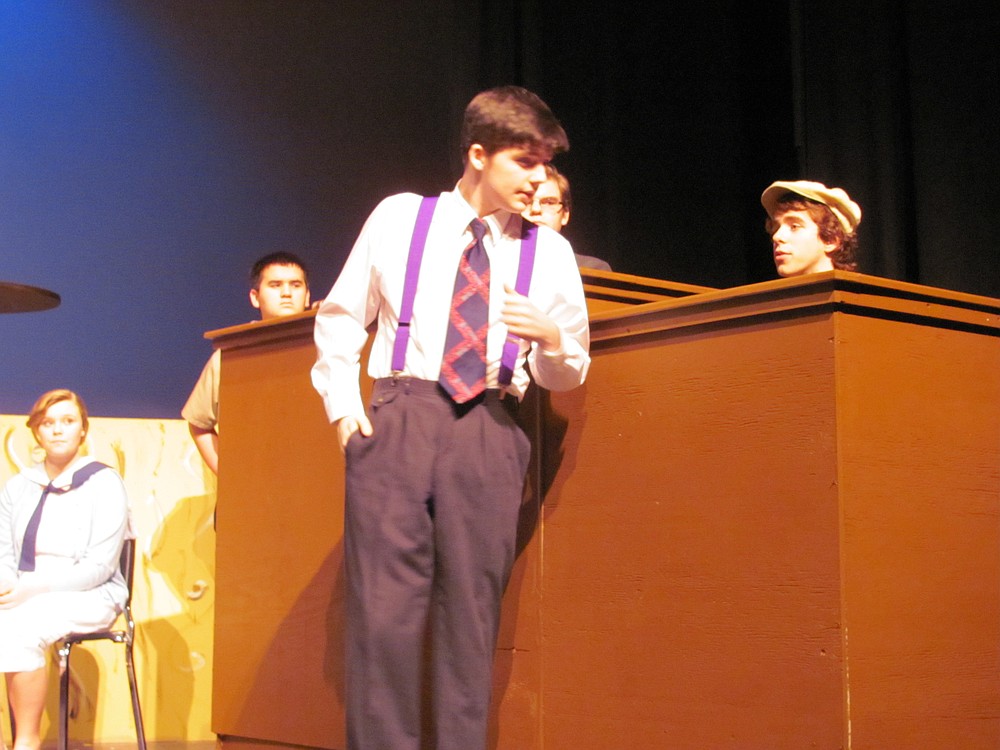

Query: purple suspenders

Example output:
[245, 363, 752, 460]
[391, 195, 538, 386]
[390, 196, 438, 374]
[499, 220, 538, 385]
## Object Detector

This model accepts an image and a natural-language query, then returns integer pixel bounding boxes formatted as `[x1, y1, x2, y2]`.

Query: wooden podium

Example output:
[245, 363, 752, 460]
[210, 271, 999, 750]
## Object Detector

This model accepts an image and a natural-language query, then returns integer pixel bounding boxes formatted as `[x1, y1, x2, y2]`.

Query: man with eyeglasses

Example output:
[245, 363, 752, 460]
[522, 163, 612, 271]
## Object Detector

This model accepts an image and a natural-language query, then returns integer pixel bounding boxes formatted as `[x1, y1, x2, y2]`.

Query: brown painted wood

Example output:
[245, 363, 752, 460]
[833, 312, 1000, 749]
[210, 312, 346, 749]
[579, 267, 713, 315]
[211, 271, 1000, 750]
[0, 280, 60, 313]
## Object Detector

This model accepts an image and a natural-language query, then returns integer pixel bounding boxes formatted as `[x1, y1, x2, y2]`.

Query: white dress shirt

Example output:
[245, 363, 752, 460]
[312, 187, 591, 424]
[0, 457, 129, 605]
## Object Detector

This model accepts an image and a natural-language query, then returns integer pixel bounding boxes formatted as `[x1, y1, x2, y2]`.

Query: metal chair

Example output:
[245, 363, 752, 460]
[56, 537, 147, 750]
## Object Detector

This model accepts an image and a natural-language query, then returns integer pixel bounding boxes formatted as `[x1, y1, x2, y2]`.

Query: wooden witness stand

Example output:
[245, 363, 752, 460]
[210, 270, 1000, 750]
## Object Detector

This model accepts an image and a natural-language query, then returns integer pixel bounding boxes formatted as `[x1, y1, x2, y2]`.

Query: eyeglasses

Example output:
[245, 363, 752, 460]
[529, 197, 564, 212]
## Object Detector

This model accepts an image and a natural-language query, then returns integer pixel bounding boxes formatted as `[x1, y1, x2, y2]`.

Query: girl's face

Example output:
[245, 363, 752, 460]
[36, 399, 86, 466]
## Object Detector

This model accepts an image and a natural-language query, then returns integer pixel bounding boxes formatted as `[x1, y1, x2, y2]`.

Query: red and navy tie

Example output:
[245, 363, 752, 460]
[439, 219, 490, 402]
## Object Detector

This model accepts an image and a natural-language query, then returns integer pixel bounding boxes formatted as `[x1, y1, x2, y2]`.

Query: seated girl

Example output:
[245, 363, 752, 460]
[0, 389, 129, 750]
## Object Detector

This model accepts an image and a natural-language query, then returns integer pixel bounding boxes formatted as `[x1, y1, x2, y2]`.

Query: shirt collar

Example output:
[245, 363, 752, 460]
[446, 185, 517, 244]
[24, 456, 95, 489]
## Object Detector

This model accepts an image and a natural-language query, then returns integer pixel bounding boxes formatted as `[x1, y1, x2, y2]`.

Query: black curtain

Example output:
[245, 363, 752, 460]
[474, 0, 999, 296]
[793, 1, 1000, 298]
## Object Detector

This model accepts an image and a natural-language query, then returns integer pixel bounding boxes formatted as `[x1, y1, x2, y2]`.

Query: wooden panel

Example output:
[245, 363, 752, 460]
[540, 314, 846, 748]
[579, 267, 713, 315]
[209, 272, 1000, 750]
[212, 328, 346, 748]
[835, 314, 1000, 749]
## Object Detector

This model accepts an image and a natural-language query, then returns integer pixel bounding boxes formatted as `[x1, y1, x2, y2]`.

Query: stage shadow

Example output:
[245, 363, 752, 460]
[487, 384, 585, 749]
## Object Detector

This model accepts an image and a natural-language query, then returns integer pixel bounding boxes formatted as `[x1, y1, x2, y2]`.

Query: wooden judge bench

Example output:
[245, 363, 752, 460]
[209, 269, 1000, 750]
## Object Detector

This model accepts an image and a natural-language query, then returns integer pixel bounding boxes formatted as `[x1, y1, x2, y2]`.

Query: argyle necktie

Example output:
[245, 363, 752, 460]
[439, 218, 490, 402]
[18, 461, 109, 571]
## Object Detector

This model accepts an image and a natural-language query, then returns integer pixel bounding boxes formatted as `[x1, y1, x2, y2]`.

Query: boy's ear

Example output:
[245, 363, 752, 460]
[467, 143, 487, 171]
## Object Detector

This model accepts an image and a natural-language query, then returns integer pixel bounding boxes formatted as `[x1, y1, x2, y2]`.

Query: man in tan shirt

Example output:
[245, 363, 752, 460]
[182, 252, 310, 474]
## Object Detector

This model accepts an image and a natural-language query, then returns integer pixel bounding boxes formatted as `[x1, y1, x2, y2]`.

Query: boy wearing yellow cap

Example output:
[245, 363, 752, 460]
[761, 180, 862, 277]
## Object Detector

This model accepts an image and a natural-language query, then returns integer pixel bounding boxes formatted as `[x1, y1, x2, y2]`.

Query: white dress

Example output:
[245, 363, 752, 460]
[0, 457, 129, 672]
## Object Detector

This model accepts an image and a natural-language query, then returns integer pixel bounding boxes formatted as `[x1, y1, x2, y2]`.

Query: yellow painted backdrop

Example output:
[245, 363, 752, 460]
[0, 415, 216, 745]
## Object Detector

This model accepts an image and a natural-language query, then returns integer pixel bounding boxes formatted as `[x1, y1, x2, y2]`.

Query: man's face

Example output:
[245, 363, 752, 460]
[522, 177, 569, 232]
[476, 145, 550, 215]
[771, 209, 836, 277]
[250, 263, 310, 319]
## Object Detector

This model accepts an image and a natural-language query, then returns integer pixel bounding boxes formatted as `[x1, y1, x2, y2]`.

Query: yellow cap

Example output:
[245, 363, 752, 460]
[761, 180, 861, 233]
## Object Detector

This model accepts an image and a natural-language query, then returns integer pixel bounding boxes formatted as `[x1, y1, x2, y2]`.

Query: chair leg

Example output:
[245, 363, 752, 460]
[57, 643, 72, 750]
[124, 646, 147, 750]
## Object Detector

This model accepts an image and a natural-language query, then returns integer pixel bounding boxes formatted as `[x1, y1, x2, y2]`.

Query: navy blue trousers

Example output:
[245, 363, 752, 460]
[343, 377, 531, 750]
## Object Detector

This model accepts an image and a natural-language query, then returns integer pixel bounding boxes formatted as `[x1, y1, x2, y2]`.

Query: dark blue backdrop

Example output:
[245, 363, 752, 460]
[0, 1, 461, 417]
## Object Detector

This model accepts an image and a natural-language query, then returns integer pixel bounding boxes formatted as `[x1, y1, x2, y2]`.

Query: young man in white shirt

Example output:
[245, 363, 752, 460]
[312, 86, 590, 750]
